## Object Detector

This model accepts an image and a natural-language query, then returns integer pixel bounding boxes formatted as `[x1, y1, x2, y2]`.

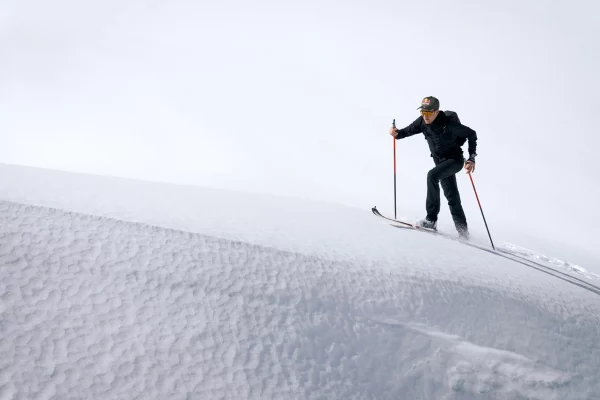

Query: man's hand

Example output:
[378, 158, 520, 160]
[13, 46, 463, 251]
[464, 158, 476, 174]
[389, 126, 398, 137]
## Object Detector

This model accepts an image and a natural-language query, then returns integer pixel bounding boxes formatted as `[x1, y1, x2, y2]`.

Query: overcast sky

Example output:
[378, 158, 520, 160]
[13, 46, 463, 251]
[1, 0, 599, 266]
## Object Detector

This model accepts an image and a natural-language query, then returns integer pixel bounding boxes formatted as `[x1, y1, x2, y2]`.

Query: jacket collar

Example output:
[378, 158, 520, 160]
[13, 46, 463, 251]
[432, 111, 447, 126]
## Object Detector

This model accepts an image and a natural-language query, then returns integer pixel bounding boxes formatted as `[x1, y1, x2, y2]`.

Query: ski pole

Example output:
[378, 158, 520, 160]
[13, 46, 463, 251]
[392, 119, 397, 219]
[468, 172, 495, 250]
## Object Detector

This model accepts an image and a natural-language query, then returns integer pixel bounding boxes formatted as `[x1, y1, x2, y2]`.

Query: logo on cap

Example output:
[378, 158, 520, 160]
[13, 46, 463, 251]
[422, 98, 430, 105]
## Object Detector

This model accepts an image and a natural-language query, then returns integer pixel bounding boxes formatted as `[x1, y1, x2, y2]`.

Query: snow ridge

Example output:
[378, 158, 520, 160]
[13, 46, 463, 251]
[2, 201, 600, 399]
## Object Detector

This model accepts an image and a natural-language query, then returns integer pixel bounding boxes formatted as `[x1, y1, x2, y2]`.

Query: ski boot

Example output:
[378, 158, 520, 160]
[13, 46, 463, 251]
[418, 218, 437, 231]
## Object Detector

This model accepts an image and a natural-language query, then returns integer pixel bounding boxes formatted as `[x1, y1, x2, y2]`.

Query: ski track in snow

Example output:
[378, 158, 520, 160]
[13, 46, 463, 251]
[2, 201, 600, 399]
[499, 242, 600, 281]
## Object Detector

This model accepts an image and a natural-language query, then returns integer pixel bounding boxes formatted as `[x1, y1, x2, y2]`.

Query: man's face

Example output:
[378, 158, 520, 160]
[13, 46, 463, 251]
[421, 110, 439, 125]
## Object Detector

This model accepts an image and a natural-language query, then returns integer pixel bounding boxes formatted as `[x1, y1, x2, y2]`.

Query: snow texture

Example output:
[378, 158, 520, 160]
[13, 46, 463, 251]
[1, 163, 599, 399]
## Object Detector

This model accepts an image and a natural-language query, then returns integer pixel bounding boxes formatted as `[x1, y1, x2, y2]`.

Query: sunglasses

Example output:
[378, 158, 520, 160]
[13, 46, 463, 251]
[420, 110, 437, 116]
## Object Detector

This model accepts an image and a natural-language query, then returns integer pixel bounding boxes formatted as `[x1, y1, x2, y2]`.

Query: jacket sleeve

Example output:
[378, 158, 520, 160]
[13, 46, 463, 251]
[395, 117, 423, 139]
[451, 124, 477, 157]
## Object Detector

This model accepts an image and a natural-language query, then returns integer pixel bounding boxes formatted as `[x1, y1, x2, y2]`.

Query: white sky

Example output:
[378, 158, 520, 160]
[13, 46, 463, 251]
[1, 0, 599, 265]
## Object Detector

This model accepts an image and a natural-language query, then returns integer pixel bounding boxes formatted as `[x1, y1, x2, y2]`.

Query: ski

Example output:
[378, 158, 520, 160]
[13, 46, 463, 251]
[372, 205, 487, 247]
[371, 206, 438, 234]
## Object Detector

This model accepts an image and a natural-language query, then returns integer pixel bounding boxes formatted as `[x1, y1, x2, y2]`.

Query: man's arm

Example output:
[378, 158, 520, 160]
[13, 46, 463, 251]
[451, 123, 477, 158]
[393, 117, 423, 139]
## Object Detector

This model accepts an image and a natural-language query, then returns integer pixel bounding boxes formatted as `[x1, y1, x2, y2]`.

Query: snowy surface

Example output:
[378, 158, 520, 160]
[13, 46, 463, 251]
[1, 163, 600, 399]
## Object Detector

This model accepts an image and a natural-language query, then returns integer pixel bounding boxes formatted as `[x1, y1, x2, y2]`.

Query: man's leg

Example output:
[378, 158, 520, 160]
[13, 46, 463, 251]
[440, 174, 469, 237]
[426, 159, 463, 222]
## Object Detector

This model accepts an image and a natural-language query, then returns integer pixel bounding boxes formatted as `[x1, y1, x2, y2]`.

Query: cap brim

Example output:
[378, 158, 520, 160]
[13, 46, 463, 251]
[417, 106, 437, 111]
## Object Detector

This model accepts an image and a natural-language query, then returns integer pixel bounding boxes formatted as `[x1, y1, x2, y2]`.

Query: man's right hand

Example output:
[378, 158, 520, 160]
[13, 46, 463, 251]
[389, 127, 398, 137]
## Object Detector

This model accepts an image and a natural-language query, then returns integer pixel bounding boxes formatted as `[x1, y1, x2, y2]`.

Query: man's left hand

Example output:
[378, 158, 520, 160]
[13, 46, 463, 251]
[464, 159, 475, 174]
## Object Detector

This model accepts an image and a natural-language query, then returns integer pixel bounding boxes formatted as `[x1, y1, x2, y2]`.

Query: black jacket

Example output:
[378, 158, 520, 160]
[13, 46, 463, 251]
[395, 111, 477, 161]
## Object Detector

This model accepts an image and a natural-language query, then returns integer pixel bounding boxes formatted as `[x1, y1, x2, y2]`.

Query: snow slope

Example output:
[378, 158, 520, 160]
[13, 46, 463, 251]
[1, 163, 599, 399]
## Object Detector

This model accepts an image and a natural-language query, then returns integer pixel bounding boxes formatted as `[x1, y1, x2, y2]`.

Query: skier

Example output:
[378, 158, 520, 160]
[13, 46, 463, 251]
[389, 96, 477, 239]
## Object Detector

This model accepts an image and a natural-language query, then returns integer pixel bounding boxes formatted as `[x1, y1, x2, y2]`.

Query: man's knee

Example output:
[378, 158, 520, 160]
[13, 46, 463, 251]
[427, 168, 440, 182]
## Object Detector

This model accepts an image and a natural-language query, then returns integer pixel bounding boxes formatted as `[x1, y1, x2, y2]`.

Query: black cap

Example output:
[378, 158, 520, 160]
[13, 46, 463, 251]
[417, 96, 440, 111]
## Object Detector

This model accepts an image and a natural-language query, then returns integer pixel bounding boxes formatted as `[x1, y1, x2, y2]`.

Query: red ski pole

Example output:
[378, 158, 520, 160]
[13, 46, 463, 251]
[468, 172, 495, 250]
[392, 119, 397, 219]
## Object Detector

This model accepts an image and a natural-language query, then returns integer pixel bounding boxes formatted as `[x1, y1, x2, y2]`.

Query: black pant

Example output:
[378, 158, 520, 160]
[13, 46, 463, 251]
[426, 158, 467, 232]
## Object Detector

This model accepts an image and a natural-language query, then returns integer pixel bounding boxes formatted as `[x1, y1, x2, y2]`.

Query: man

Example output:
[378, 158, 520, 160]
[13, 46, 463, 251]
[389, 96, 477, 239]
